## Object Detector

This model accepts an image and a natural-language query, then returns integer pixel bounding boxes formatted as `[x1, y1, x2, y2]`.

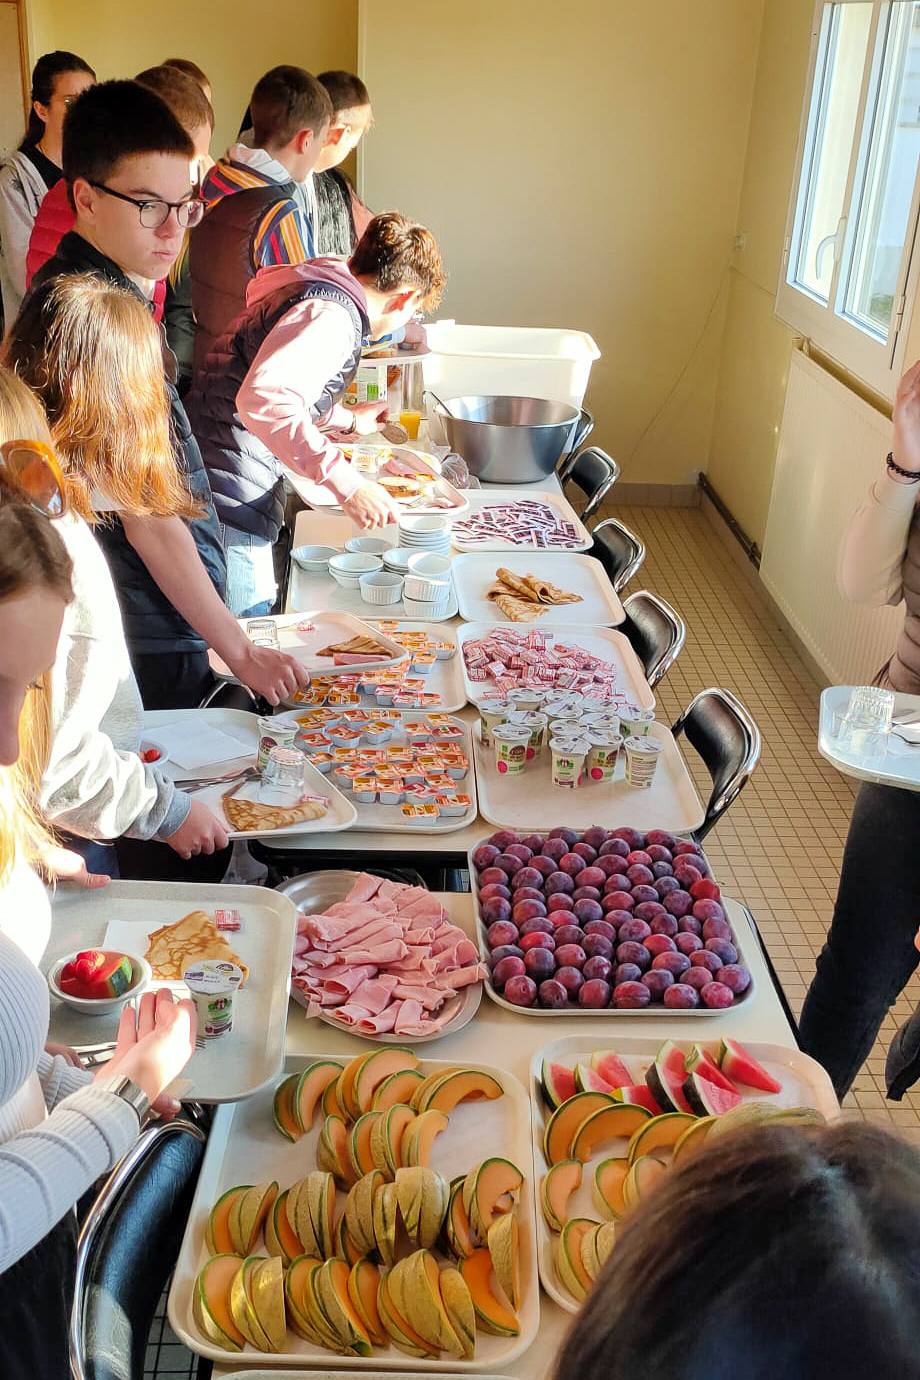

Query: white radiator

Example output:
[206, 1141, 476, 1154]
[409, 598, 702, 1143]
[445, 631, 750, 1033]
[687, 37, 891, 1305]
[760, 349, 904, 686]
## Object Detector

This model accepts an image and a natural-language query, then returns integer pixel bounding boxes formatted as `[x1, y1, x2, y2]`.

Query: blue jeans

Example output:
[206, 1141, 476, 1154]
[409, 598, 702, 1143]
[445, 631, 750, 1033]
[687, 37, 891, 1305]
[220, 523, 276, 618]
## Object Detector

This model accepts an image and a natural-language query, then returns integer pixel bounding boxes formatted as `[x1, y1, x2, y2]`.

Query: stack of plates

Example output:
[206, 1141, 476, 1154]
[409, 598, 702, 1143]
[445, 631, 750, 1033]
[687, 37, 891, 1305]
[398, 514, 453, 556]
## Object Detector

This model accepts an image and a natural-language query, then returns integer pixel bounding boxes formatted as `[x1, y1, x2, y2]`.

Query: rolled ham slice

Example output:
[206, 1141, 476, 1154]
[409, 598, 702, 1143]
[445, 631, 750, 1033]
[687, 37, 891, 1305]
[346, 874, 384, 904]
[339, 939, 408, 965]
[355, 1005, 400, 1034]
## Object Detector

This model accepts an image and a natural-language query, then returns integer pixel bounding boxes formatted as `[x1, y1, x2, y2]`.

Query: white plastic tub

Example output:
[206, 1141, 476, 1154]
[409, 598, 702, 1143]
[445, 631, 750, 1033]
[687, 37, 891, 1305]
[422, 322, 599, 442]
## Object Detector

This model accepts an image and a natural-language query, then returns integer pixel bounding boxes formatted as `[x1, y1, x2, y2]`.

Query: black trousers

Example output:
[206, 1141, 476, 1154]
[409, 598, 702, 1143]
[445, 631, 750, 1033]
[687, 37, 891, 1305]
[799, 781, 920, 1098]
[132, 648, 215, 712]
[0, 1210, 76, 1378]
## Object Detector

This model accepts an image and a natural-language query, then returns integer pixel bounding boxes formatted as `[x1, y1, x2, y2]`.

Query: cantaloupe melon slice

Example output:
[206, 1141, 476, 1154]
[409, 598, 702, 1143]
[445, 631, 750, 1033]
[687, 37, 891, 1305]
[487, 1209, 520, 1310]
[418, 1067, 503, 1114]
[335, 1211, 364, 1266]
[570, 1103, 652, 1163]
[271, 1074, 301, 1141]
[372, 1181, 400, 1265]
[293, 1060, 342, 1134]
[405, 1248, 464, 1356]
[555, 1219, 598, 1302]
[314, 1258, 373, 1356]
[593, 1157, 629, 1218]
[369, 1103, 416, 1179]
[249, 1256, 286, 1352]
[348, 1111, 383, 1180]
[671, 1114, 717, 1162]
[344, 1169, 385, 1257]
[445, 1177, 478, 1258]
[459, 1247, 520, 1336]
[401, 1108, 449, 1168]
[300, 1256, 351, 1353]
[354, 1047, 420, 1113]
[236, 1181, 278, 1255]
[304, 1170, 336, 1259]
[348, 1257, 387, 1347]
[340, 1052, 376, 1121]
[462, 1158, 523, 1238]
[193, 1254, 246, 1352]
[409, 1067, 464, 1110]
[377, 1269, 434, 1357]
[264, 1188, 302, 1265]
[540, 1159, 582, 1232]
[316, 1113, 354, 1188]
[627, 1112, 696, 1165]
[543, 1091, 614, 1165]
[284, 1255, 327, 1346]
[596, 1219, 616, 1268]
[322, 1075, 346, 1120]
[622, 1155, 668, 1210]
[206, 1185, 251, 1255]
[372, 1067, 425, 1111]
[439, 1264, 476, 1360]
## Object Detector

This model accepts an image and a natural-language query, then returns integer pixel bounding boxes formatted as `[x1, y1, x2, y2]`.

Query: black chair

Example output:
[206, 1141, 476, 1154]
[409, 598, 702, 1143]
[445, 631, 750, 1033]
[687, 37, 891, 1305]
[557, 406, 595, 475]
[671, 687, 762, 841]
[590, 516, 646, 592]
[70, 1116, 208, 1380]
[559, 446, 620, 520]
[198, 678, 260, 711]
[620, 589, 686, 687]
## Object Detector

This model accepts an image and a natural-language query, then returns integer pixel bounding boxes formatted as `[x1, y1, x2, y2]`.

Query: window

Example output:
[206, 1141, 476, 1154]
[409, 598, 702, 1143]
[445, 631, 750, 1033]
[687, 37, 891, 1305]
[777, 2, 920, 395]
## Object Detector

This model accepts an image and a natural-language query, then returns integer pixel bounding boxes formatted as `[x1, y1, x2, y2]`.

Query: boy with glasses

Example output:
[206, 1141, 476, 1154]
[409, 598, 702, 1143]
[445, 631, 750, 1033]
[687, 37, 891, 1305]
[8, 80, 306, 711]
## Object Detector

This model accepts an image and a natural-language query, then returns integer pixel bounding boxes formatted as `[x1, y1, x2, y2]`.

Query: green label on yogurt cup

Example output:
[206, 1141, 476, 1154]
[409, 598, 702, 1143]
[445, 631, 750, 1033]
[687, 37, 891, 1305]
[549, 735, 589, 788]
[492, 723, 530, 774]
[184, 959, 243, 1043]
[587, 730, 624, 781]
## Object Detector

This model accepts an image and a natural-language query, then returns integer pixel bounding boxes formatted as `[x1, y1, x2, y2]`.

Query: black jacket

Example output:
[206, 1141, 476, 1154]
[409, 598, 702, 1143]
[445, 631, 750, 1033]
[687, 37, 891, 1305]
[22, 233, 226, 654]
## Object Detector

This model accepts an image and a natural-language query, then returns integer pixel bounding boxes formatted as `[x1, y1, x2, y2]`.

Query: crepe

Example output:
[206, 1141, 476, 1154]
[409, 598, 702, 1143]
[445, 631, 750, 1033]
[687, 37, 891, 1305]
[486, 566, 583, 621]
[317, 634, 388, 658]
[145, 909, 249, 983]
[222, 791, 328, 833]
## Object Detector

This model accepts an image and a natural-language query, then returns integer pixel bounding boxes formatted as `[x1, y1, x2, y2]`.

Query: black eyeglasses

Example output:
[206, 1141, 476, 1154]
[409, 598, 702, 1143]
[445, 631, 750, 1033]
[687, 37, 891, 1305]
[89, 181, 206, 229]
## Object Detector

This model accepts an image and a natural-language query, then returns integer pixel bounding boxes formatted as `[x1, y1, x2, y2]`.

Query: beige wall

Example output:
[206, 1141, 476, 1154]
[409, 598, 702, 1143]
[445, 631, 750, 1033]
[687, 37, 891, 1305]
[24, 0, 358, 157]
[359, 0, 765, 486]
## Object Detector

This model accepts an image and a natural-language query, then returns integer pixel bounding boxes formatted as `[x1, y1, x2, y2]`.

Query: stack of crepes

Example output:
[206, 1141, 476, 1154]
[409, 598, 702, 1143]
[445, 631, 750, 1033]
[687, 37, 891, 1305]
[292, 873, 487, 1037]
[486, 566, 582, 622]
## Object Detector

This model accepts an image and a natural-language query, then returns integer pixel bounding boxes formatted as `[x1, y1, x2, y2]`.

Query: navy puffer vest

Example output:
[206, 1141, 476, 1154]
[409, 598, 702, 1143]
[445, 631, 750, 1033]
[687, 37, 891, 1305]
[189, 278, 369, 541]
[189, 182, 298, 379]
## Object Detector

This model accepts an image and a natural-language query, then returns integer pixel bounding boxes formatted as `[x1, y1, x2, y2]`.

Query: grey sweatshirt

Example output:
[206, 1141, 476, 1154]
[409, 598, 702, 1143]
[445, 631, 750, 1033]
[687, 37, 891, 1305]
[0, 149, 49, 324]
[41, 515, 190, 841]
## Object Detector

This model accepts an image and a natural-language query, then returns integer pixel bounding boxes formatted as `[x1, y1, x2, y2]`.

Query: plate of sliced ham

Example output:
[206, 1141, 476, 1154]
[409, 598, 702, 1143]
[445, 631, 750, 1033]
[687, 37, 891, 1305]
[280, 871, 484, 1042]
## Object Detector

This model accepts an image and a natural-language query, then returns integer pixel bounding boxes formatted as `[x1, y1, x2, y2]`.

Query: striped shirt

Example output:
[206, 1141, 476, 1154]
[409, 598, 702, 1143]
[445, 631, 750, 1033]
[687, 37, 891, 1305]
[201, 149, 315, 270]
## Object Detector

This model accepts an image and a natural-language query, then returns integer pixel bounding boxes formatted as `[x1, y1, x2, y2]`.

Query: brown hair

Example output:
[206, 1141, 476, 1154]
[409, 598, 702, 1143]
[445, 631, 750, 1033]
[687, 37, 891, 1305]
[553, 1121, 920, 1380]
[62, 80, 193, 193]
[136, 64, 214, 134]
[3, 275, 200, 522]
[349, 213, 446, 311]
[21, 50, 95, 150]
[162, 57, 210, 94]
[0, 497, 73, 880]
[249, 65, 333, 149]
[317, 70, 371, 117]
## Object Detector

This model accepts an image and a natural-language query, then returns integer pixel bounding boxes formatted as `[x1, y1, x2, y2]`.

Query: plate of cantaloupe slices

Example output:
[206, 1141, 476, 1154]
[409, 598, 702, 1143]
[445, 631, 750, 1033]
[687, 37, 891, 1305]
[529, 1034, 838, 1314]
[168, 1047, 540, 1369]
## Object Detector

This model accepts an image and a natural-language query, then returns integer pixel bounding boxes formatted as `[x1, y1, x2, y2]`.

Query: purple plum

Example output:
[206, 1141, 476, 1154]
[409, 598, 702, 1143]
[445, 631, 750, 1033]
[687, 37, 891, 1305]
[538, 979, 569, 1009]
[582, 826, 608, 851]
[551, 924, 584, 947]
[472, 843, 501, 870]
[582, 955, 613, 983]
[664, 982, 700, 1009]
[559, 852, 587, 876]
[512, 901, 548, 925]
[674, 840, 703, 857]
[489, 943, 523, 964]
[631, 884, 660, 905]
[503, 974, 537, 1007]
[618, 917, 652, 944]
[642, 969, 675, 999]
[652, 862, 675, 879]
[524, 947, 557, 980]
[512, 887, 545, 904]
[554, 943, 587, 969]
[663, 889, 693, 917]
[634, 901, 667, 923]
[519, 931, 555, 953]
[572, 886, 602, 904]
[530, 855, 557, 878]
[675, 932, 704, 955]
[572, 842, 598, 863]
[646, 844, 673, 864]
[491, 955, 526, 987]
[654, 875, 681, 896]
[597, 855, 630, 877]
[626, 849, 653, 869]
[614, 962, 642, 985]
[541, 837, 568, 862]
[645, 933, 677, 957]
[555, 965, 584, 997]
[548, 892, 576, 912]
[609, 827, 645, 850]
[717, 963, 752, 995]
[651, 951, 691, 977]
[702, 918, 733, 942]
[599, 837, 630, 858]
[626, 864, 655, 887]
[546, 871, 576, 895]
[479, 866, 507, 889]
[616, 941, 651, 970]
[573, 899, 604, 926]
[578, 978, 613, 1008]
[682, 966, 713, 992]
[511, 866, 544, 891]
[518, 915, 553, 935]
[582, 934, 614, 960]
[583, 919, 617, 943]
[677, 915, 703, 936]
[548, 826, 580, 845]
[692, 950, 723, 975]
[578, 866, 607, 890]
[613, 980, 651, 1009]
[694, 899, 727, 924]
[647, 829, 678, 849]
[602, 887, 635, 910]
[481, 898, 512, 926]
[522, 833, 545, 853]
[489, 830, 521, 850]
[649, 914, 679, 937]
[479, 883, 511, 903]
[505, 843, 533, 863]
[705, 937, 739, 966]
[701, 981, 735, 1009]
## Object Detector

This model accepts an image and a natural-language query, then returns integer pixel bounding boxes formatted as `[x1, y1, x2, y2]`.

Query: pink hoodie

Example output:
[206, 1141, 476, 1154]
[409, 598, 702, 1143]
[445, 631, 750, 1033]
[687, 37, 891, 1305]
[235, 257, 369, 505]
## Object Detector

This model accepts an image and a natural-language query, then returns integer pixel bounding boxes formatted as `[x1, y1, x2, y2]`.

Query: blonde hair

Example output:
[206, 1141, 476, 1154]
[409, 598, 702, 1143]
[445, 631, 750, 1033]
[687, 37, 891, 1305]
[3, 274, 201, 522]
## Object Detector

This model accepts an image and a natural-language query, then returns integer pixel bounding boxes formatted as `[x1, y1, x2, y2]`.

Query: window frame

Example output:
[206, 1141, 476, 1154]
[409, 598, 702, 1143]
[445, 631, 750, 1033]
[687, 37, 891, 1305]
[776, 0, 920, 398]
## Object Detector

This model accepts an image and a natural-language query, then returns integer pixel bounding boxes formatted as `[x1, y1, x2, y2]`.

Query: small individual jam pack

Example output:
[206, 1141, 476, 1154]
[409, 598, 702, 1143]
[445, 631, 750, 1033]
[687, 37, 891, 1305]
[215, 908, 241, 931]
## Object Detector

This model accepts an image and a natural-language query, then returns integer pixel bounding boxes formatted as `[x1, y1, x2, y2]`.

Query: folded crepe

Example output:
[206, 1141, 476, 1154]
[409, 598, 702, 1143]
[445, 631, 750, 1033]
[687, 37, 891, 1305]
[222, 789, 328, 834]
[145, 909, 249, 983]
[317, 634, 388, 657]
[486, 566, 582, 621]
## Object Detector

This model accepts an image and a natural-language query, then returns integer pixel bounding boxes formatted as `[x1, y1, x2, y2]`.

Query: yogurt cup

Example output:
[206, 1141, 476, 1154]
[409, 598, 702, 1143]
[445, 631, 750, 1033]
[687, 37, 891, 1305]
[183, 960, 243, 1044]
[624, 736, 663, 788]
[507, 688, 545, 712]
[506, 709, 548, 759]
[586, 730, 624, 782]
[549, 716, 584, 738]
[619, 707, 656, 739]
[492, 722, 531, 775]
[256, 715, 299, 770]
[550, 735, 590, 789]
[583, 711, 621, 734]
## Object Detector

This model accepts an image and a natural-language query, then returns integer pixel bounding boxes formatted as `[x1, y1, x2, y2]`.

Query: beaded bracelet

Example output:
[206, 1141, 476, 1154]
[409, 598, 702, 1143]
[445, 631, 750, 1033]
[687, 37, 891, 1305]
[886, 451, 920, 480]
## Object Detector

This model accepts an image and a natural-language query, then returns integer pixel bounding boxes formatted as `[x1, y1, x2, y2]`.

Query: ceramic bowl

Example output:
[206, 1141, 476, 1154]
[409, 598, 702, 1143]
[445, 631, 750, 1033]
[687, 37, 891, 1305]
[359, 571, 405, 605]
[345, 536, 391, 557]
[47, 952, 151, 1017]
[291, 544, 341, 572]
[403, 594, 451, 619]
[328, 552, 383, 587]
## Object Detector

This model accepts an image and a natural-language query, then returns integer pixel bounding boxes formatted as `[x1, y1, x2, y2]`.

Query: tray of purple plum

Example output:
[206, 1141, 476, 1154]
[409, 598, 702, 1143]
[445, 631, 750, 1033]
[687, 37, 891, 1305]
[468, 824, 753, 1015]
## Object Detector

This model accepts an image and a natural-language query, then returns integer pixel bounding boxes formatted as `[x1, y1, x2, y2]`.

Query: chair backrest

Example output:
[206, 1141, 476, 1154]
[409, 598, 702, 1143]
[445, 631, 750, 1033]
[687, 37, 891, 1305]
[620, 589, 686, 687]
[671, 686, 762, 840]
[556, 407, 595, 480]
[591, 516, 646, 592]
[562, 446, 620, 520]
[199, 678, 260, 711]
[71, 1118, 207, 1380]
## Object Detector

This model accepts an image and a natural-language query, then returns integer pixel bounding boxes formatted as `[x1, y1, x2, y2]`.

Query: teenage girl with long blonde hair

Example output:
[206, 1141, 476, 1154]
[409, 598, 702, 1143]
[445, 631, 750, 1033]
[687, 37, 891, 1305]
[0, 489, 195, 1377]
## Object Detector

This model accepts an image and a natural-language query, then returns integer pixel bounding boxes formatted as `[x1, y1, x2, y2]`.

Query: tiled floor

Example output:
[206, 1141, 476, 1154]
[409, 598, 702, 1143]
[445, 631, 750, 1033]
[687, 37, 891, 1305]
[607, 500, 920, 1140]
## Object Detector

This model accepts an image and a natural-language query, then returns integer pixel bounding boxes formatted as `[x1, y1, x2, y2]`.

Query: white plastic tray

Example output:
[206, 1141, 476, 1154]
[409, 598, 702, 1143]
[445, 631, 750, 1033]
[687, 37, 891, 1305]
[451, 552, 623, 627]
[457, 624, 655, 711]
[279, 872, 482, 1042]
[528, 1033, 838, 1313]
[309, 712, 478, 835]
[167, 1053, 540, 1368]
[286, 623, 464, 714]
[467, 834, 753, 1018]
[143, 709, 357, 840]
[44, 882, 295, 1103]
[818, 685, 920, 791]
[450, 490, 591, 553]
[288, 563, 459, 624]
[210, 612, 408, 681]
[472, 720, 704, 836]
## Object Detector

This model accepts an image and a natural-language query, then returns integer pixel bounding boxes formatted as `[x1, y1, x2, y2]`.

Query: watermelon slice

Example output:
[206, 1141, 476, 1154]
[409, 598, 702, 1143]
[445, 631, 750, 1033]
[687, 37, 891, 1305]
[645, 1041, 694, 1115]
[719, 1039, 782, 1094]
[685, 1045, 740, 1095]
[611, 1084, 663, 1116]
[542, 1060, 577, 1108]
[589, 1051, 632, 1088]
[683, 1071, 742, 1116]
[574, 1063, 618, 1094]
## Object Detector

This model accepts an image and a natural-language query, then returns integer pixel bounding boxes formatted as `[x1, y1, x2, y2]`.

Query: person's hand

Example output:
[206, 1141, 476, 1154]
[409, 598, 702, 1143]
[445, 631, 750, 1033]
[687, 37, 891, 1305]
[226, 643, 308, 706]
[45, 1040, 83, 1068]
[348, 400, 390, 436]
[403, 319, 427, 347]
[96, 988, 196, 1119]
[164, 798, 229, 859]
[892, 360, 920, 476]
[36, 843, 110, 889]
[341, 481, 402, 530]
